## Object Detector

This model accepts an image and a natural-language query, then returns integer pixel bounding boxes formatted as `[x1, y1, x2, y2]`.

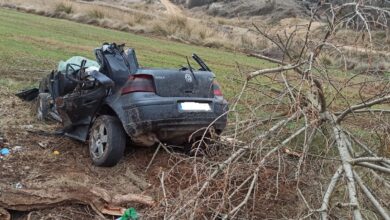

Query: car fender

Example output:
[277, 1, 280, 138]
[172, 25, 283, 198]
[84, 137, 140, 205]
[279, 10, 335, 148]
[102, 95, 131, 134]
[102, 95, 157, 147]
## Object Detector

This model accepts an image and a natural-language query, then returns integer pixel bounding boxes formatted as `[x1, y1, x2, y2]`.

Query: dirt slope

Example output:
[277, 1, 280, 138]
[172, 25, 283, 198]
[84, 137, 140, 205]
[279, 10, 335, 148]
[173, 0, 307, 20]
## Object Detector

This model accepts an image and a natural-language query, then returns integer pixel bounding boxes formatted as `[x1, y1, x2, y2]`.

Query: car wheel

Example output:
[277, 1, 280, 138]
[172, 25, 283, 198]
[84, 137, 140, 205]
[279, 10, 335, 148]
[37, 93, 51, 121]
[89, 115, 126, 167]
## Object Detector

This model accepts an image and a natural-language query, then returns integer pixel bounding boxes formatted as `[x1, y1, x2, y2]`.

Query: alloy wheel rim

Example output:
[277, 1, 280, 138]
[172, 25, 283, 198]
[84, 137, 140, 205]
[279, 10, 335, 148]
[91, 124, 108, 159]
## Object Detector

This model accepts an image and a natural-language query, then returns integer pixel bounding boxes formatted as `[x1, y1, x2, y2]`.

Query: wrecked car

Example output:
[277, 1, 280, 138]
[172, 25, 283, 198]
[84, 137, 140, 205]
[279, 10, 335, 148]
[28, 43, 228, 166]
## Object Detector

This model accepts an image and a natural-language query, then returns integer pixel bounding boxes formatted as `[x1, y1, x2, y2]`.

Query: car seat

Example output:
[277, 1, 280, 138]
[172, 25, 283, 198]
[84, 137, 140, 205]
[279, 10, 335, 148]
[95, 43, 131, 89]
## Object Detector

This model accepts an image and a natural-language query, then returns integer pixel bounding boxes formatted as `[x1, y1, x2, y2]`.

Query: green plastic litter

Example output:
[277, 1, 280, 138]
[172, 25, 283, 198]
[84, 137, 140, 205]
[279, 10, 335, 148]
[118, 208, 138, 220]
[57, 56, 100, 73]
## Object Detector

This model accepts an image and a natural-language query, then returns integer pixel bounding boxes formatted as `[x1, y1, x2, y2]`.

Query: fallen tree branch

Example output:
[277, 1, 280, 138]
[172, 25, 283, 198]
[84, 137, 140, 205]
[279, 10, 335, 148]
[336, 95, 390, 123]
[370, 170, 390, 190]
[353, 171, 390, 220]
[349, 157, 390, 165]
[0, 207, 10, 220]
[248, 53, 285, 65]
[335, 109, 390, 115]
[356, 162, 390, 174]
[319, 166, 344, 220]
[324, 112, 363, 219]
[0, 183, 155, 216]
[224, 125, 309, 219]
[347, 131, 390, 169]
[247, 63, 304, 80]
[168, 111, 302, 219]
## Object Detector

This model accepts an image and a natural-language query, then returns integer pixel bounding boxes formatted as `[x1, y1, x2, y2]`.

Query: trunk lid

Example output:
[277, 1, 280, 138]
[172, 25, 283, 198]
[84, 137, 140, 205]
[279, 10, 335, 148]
[137, 69, 215, 98]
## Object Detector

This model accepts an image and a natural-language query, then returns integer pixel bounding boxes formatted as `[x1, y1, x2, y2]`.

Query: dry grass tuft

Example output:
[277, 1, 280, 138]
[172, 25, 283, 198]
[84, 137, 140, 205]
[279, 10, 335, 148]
[87, 9, 104, 19]
[54, 2, 73, 14]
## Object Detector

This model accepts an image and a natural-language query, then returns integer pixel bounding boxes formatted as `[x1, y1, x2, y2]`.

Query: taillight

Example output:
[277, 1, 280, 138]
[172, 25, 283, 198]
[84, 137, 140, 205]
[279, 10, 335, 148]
[121, 74, 155, 95]
[213, 80, 223, 97]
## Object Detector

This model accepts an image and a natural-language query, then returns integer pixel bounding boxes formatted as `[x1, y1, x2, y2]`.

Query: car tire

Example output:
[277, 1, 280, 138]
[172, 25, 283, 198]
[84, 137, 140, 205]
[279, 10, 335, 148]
[37, 93, 51, 121]
[89, 115, 126, 167]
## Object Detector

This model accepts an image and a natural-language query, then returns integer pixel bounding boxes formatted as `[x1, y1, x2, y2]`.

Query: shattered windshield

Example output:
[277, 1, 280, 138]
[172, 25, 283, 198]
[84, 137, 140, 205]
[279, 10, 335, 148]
[57, 56, 100, 73]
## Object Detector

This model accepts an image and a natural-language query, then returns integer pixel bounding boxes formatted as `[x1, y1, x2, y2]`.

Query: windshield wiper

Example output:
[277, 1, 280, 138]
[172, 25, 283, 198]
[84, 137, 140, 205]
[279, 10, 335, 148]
[186, 56, 197, 83]
[192, 53, 211, 72]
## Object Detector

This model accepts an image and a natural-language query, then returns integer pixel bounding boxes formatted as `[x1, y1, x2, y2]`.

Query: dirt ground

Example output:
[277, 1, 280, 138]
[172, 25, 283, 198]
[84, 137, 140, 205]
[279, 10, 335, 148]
[0, 86, 175, 219]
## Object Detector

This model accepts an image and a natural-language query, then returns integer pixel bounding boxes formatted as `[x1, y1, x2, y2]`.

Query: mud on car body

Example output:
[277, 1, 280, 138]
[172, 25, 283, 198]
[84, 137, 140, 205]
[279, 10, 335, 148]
[33, 43, 228, 166]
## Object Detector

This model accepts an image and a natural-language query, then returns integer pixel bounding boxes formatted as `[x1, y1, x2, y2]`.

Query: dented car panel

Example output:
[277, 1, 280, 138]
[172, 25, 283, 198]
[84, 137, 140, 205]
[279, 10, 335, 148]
[117, 92, 228, 146]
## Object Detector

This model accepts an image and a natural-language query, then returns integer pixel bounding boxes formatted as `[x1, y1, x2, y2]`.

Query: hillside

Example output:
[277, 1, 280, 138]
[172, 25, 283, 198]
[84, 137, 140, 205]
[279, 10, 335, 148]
[0, 0, 321, 53]
[175, 0, 306, 20]
[0, 7, 270, 95]
[176, 0, 390, 20]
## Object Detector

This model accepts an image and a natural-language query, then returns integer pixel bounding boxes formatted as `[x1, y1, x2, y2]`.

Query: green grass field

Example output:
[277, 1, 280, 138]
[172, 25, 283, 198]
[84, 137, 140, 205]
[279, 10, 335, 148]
[0, 8, 271, 96]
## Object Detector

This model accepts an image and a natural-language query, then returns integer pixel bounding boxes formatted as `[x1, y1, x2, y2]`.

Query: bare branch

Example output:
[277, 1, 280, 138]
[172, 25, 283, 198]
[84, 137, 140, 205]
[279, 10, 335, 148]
[337, 95, 390, 123]
[225, 125, 310, 219]
[357, 162, 390, 174]
[247, 63, 305, 80]
[320, 166, 344, 220]
[324, 112, 363, 219]
[336, 109, 390, 115]
[353, 171, 390, 220]
[248, 53, 285, 65]
[349, 157, 390, 165]
[169, 112, 303, 219]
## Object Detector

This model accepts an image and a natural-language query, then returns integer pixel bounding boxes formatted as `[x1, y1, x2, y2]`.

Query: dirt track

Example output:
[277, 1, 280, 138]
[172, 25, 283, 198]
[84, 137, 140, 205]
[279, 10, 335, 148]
[160, 0, 183, 16]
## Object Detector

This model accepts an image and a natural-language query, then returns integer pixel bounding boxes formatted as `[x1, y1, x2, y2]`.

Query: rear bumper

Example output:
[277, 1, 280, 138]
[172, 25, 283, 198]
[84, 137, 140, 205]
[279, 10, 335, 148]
[119, 93, 228, 146]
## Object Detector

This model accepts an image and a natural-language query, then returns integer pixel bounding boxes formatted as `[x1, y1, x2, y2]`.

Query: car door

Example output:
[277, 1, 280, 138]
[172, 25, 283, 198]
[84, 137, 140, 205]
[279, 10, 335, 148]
[55, 85, 107, 141]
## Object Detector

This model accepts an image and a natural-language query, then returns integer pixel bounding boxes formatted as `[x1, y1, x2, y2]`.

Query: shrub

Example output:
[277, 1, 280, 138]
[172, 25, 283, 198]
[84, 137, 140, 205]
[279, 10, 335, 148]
[203, 38, 226, 49]
[240, 35, 255, 49]
[151, 21, 169, 36]
[320, 55, 334, 66]
[55, 2, 73, 14]
[127, 13, 150, 26]
[88, 9, 105, 19]
[167, 16, 188, 30]
[150, 16, 190, 37]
